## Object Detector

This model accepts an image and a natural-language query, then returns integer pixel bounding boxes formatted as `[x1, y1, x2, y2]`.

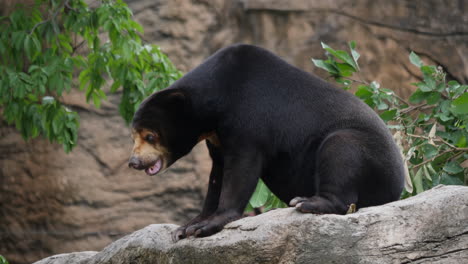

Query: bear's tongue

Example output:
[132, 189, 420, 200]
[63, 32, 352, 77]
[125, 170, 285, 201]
[145, 159, 162, 176]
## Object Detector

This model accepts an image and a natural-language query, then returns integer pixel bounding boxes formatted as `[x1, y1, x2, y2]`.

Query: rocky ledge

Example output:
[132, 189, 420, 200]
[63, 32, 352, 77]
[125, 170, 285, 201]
[35, 185, 468, 264]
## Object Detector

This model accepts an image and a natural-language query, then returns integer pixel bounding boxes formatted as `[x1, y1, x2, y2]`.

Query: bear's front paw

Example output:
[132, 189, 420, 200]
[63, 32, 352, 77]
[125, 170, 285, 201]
[184, 211, 241, 238]
[172, 214, 209, 242]
[184, 220, 222, 238]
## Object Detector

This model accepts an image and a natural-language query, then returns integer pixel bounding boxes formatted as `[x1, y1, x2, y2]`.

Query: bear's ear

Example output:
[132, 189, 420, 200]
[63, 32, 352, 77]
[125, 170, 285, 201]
[166, 90, 186, 103]
[158, 89, 189, 112]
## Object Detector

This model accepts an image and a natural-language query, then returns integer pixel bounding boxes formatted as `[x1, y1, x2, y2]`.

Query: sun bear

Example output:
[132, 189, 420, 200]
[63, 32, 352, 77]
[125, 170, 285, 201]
[128, 44, 405, 241]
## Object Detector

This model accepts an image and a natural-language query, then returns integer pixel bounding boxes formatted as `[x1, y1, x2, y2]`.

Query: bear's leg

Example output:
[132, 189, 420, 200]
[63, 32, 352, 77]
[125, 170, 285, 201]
[172, 141, 224, 242]
[184, 147, 263, 238]
[290, 130, 364, 215]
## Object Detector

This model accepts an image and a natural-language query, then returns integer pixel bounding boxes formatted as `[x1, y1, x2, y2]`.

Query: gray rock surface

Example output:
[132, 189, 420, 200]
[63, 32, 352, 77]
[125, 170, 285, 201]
[34, 185, 468, 264]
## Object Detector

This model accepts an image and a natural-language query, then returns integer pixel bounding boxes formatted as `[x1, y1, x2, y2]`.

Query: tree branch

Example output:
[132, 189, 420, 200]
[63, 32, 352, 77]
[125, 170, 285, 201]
[407, 133, 468, 151]
[400, 103, 428, 114]
[412, 149, 453, 170]
[29, 0, 69, 35]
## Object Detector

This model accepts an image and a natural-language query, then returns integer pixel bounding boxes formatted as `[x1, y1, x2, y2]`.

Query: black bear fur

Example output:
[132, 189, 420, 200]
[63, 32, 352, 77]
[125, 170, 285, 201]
[130, 44, 405, 241]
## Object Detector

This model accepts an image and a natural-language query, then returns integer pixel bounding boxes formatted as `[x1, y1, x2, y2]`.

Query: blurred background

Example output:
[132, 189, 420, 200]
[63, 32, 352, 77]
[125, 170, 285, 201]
[1, 0, 467, 263]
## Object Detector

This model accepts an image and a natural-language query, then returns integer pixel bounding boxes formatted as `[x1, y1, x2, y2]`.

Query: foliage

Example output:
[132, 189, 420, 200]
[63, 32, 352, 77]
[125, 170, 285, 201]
[245, 179, 287, 213]
[0, 0, 182, 152]
[312, 41, 468, 197]
[0, 256, 9, 264]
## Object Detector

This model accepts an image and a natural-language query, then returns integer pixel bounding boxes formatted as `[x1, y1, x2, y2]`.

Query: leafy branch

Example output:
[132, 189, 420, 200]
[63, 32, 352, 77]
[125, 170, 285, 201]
[0, 0, 182, 152]
[29, 0, 69, 35]
[312, 42, 467, 197]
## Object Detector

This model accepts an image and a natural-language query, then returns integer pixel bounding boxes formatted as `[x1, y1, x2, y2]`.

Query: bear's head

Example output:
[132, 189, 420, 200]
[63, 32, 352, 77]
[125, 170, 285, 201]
[128, 89, 199, 176]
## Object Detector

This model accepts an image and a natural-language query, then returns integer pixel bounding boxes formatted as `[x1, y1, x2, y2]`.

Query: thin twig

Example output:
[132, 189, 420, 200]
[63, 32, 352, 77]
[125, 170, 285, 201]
[29, 0, 69, 35]
[393, 94, 410, 106]
[356, 71, 368, 86]
[407, 133, 468, 151]
[401, 103, 428, 114]
[71, 40, 86, 55]
[449, 151, 465, 162]
[29, 20, 49, 35]
[343, 77, 368, 85]
[437, 137, 460, 150]
[64, 1, 78, 12]
[344, 77, 410, 105]
[412, 149, 453, 170]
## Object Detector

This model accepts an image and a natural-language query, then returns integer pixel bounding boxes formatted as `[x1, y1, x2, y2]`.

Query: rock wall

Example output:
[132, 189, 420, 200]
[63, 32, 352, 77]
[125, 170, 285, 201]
[1, 0, 467, 263]
[0, 91, 212, 264]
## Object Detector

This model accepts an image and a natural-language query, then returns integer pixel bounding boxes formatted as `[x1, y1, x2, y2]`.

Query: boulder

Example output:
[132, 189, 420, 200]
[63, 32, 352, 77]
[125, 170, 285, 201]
[34, 185, 468, 264]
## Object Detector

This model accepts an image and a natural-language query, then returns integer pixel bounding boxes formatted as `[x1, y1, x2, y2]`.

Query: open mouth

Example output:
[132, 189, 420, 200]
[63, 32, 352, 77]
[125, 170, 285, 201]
[145, 158, 163, 176]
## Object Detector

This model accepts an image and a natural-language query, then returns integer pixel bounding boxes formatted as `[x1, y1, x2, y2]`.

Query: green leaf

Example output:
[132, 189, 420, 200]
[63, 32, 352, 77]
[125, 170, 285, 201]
[409, 89, 429, 104]
[409, 52, 423, 68]
[249, 180, 270, 208]
[436, 82, 445, 92]
[42, 96, 55, 104]
[426, 92, 441, 105]
[244, 202, 254, 213]
[312, 59, 339, 75]
[370, 81, 380, 91]
[413, 168, 424, 194]
[443, 161, 464, 174]
[336, 63, 355, 77]
[448, 80, 460, 88]
[24, 35, 32, 60]
[321, 42, 358, 71]
[416, 82, 432, 92]
[92, 92, 101, 108]
[129, 20, 144, 33]
[453, 84, 467, 98]
[30, 35, 41, 59]
[440, 173, 464, 185]
[355, 85, 373, 99]
[58, 34, 73, 53]
[381, 88, 394, 95]
[110, 81, 121, 92]
[456, 134, 467, 148]
[0, 39, 6, 55]
[349, 41, 360, 70]
[379, 109, 397, 122]
[52, 117, 60, 134]
[422, 76, 436, 92]
[78, 69, 91, 90]
[422, 164, 432, 181]
[421, 144, 438, 159]
[12, 31, 26, 50]
[377, 102, 388, 111]
[335, 78, 352, 87]
[420, 65, 436, 75]
[451, 92, 468, 114]
[426, 163, 437, 175]
[1, 254, 10, 264]
[49, 73, 61, 93]
[264, 195, 286, 212]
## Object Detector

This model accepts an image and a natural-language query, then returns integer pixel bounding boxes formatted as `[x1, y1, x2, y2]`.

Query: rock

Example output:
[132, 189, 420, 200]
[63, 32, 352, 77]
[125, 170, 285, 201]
[34, 185, 468, 264]
[33, 252, 97, 264]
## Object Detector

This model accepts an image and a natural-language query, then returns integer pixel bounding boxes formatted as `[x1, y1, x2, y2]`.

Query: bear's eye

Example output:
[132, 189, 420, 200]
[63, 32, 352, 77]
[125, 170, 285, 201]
[145, 134, 156, 143]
